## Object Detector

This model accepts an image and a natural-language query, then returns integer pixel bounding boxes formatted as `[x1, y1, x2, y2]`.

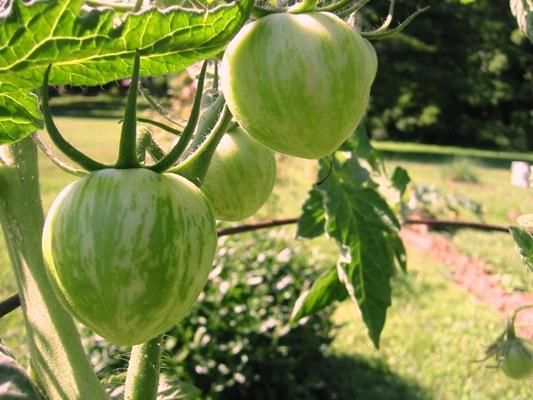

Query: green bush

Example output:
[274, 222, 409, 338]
[440, 157, 480, 183]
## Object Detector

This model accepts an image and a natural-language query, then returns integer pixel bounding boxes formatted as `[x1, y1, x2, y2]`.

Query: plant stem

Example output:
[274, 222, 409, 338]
[124, 334, 163, 400]
[116, 51, 142, 169]
[173, 105, 232, 186]
[31, 133, 88, 177]
[507, 303, 533, 339]
[289, 0, 318, 14]
[137, 117, 182, 136]
[133, 0, 144, 12]
[150, 61, 208, 173]
[41, 65, 110, 171]
[0, 137, 106, 399]
[361, 6, 430, 40]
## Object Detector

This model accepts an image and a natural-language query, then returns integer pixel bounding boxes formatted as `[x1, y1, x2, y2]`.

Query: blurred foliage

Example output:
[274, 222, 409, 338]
[361, 0, 533, 151]
[404, 183, 484, 220]
[440, 157, 480, 183]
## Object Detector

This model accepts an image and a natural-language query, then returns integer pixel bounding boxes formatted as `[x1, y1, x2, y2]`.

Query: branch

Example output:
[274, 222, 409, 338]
[217, 218, 298, 236]
[1, 217, 512, 318]
[0, 294, 20, 318]
[403, 218, 509, 233]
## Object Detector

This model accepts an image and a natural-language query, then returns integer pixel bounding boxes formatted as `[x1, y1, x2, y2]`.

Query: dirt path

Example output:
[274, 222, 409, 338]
[400, 226, 533, 339]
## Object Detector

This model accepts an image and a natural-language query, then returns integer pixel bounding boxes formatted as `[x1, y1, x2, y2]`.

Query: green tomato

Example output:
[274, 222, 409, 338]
[42, 168, 217, 346]
[500, 338, 533, 380]
[221, 11, 377, 159]
[201, 126, 276, 221]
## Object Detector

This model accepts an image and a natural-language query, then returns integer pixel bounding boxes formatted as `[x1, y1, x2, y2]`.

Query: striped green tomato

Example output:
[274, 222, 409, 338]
[221, 11, 377, 159]
[201, 126, 276, 221]
[42, 168, 217, 346]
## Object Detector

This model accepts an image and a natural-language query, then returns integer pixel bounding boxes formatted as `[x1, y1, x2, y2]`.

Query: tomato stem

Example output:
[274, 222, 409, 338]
[320, 0, 365, 13]
[139, 85, 187, 129]
[212, 60, 219, 91]
[0, 138, 107, 398]
[361, 6, 430, 40]
[116, 51, 142, 169]
[174, 103, 232, 186]
[31, 133, 88, 177]
[507, 304, 533, 339]
[149, 61, 208, 173]
[137, 117, 182, 136]
[124, 334, 163, 400]
[289, 0, 318, 14]
[334, 0, 372, 18]
[41, 65, 110, 171]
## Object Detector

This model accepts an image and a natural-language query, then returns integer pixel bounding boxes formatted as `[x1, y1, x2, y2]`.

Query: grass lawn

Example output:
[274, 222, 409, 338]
[0, 100, 531, 398]
[382, 149, 532, 291]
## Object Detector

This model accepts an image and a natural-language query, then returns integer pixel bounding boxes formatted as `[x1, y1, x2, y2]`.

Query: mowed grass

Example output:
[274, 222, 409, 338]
[382, 148, 532, 291]
[0, 99, 531, 397]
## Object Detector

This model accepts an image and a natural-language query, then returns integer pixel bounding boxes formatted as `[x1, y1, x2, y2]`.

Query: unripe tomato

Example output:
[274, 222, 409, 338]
[42, 169, 217, 346]
[500, 338, 533, 380]
[221, 11, 377, 159]
[201, 126, 276, 221]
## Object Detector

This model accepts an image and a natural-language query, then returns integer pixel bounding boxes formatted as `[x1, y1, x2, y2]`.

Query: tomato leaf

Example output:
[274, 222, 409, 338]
[319, 158, 401, 348]
[157, 375, 201, 399]
[390, 166, 411, 197]
[0, 342, 44, 399]
[510, 227, 533, 272]
[290, 267, 348, 323]
[297, 187, 326, 239]
[510, 0, 533, 41]
[0, 83, 42, 144]
[0, 0, 252, 143]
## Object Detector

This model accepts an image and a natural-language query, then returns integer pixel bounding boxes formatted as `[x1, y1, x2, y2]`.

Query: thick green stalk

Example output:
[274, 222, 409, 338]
[289, 0, 318, 13]
[0, 137, 106, 399]
[41, 65, 110, 172]
[116, 52, 142, 169]
[124, 335, 163, 400]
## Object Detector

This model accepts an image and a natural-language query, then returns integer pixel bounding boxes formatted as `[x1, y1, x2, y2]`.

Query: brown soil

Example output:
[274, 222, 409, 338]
[400, 225, 533, 340]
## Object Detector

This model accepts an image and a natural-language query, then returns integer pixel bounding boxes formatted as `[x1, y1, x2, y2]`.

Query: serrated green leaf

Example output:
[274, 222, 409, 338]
[319, 159, 403, 348]
[0, 83, 42, 144]
[390, 166, 410, 197]
[387, 231, 407, 272]
[511, 0, 533, 41]
[297, 187, 326, 239]
[510, 227, 533, 271]
[0, 0, 252, 143]
[290, 267, 348, 323]
[0, 342, 43, 399]
[0, 0, 252, 87]
[341, 122, 384, 173]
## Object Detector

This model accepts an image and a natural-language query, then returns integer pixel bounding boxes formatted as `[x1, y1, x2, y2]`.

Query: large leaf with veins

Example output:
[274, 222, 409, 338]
[0, 0, 252, 142]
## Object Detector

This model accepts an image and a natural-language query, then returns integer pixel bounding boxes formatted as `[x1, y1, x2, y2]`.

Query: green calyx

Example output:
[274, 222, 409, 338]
[288, 0, 318, 14]
[40, 52, 224, 177]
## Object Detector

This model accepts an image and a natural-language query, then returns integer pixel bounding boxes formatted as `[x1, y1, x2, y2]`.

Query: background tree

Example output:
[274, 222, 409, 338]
[364, 0, 533, 151]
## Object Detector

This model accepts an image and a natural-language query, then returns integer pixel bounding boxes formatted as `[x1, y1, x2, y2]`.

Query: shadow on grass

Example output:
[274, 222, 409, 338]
[319, 353, 430, 400]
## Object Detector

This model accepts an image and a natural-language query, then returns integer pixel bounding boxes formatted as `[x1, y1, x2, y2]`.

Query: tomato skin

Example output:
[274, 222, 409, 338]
[221, 11, 377, 159]
[201, 127, 276, 221]
[42, 169, 217, 346]
[500, 338, 533, 380]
